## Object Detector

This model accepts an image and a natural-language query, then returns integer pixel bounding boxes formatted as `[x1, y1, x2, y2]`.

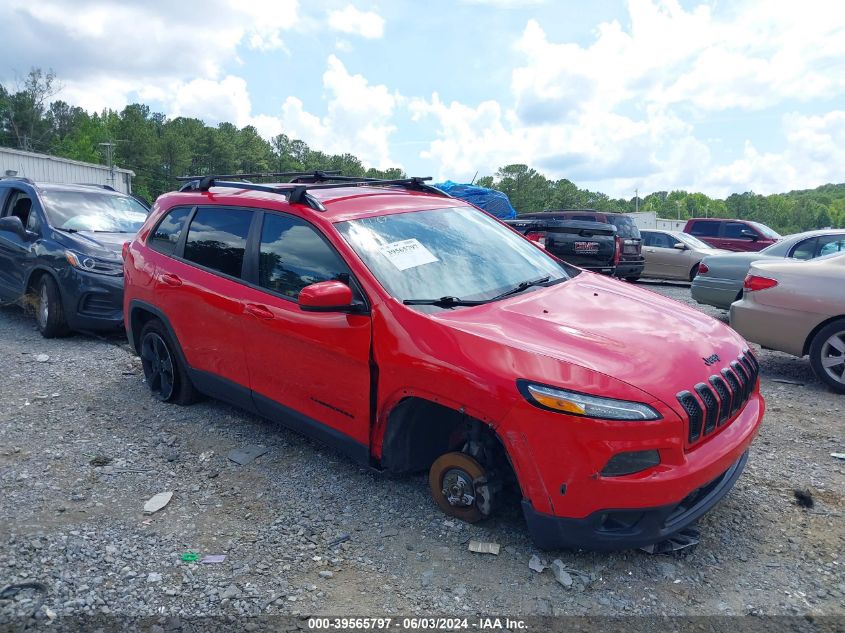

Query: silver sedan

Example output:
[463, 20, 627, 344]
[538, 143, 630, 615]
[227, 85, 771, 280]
[731, 253, 845, 393]
[640, 230, 727, 281]
[691, 229, 845, 309]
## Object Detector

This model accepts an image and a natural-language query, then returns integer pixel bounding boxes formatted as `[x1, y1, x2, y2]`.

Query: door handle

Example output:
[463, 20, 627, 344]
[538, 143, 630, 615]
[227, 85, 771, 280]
[244, 303, 274, 320]
[158, 273, 182, 287]
[646, 249, 656, 253]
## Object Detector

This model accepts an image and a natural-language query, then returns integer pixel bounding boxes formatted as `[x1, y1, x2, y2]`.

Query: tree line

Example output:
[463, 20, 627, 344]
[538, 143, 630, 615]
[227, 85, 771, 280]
[2, 69, 843, 233]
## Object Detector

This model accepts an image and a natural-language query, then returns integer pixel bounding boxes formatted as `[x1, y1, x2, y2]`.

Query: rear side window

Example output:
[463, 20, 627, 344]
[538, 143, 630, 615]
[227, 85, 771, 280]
[607, 215, 640, 239]
[258, 213, 351, 299]
[791, 237, 817, 260]
[572, 214, 596, 221]
[689, 220, 719, 237]
[184, 207, 253, 278]
[644, 232, 673, 248]
[148, 207, 191, 255]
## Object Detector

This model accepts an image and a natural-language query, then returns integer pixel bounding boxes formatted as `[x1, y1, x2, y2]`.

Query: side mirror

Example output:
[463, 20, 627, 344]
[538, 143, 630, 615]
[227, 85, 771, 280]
[298, 280, 358, 313]
[740, 229, 758, 241]
[0, 215, 27, 239]
[673, 242, 687, 250]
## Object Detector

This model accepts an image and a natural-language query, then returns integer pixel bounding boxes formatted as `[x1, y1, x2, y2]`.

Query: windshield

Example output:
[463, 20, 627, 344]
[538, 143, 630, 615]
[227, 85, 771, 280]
[41, 190, 149, 233]
[336, 207, 571, 307]
[678, 233, 713, 249]
[607, 215, 641, 239]
[749, 221, 781, 239]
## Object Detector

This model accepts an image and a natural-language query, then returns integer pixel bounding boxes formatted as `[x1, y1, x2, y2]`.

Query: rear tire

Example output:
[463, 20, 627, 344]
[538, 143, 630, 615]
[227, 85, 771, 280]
[35, 275, 70, 338]
[809, 319, 845, 394]
[139, 320, 198, 404]
[689, 264, 700, 282]
[428, 452, 488, 523]
[625, 275, 640, 283]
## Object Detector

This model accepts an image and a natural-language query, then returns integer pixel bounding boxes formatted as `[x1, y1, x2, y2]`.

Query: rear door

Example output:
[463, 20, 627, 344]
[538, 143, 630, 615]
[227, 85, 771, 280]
[152, 206, 255, 405]
[642, 231, 678, 278]
[238, 210, 373, 451]
[687, 220, 721, 248]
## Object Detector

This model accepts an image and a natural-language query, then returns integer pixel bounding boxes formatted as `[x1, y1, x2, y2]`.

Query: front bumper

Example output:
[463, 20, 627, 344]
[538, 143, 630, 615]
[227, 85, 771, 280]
[59, 268, 125, 331]
[523, 450, 749, 550]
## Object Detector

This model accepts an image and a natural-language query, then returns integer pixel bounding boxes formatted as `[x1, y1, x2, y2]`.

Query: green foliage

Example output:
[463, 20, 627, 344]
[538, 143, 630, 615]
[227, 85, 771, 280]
[1, 68, 843, 233]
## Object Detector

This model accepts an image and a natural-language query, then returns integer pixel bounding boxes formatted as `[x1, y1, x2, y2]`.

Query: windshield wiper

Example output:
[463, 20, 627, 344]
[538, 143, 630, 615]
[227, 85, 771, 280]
[403, 276, 553, 309]
[403, 296, 490, 308]
[488, 275, 551, 301]
[55, 227, 78, 233]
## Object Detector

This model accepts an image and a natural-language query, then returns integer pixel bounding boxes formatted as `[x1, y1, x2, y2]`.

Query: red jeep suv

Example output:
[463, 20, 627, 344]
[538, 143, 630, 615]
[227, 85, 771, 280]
[123, 172, 765, 550]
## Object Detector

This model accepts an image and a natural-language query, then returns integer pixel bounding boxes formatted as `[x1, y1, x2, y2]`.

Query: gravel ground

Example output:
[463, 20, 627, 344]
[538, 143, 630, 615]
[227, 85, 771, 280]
[1, 280, 843, 625]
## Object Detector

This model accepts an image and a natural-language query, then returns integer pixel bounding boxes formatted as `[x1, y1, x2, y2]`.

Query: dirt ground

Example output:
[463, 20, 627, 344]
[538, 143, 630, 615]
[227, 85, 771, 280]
[0, 279, 843, 625]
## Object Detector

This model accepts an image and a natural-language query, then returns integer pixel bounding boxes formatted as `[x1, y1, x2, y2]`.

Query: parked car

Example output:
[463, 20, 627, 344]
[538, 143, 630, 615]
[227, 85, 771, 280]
[0, 177, 149, 337]
[731, 253, 845, 393]
[519, 210, 644, 281]
[505, 217, 618, 275]
[691, 229, 845, 309]
[640, 229, 727, 281]
[124, 172, 764, 551]
[683, 218, 781, 252]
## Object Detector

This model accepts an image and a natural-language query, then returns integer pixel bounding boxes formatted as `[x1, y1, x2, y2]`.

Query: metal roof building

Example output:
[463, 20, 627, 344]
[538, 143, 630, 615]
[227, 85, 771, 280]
[0, 147, 134, 194]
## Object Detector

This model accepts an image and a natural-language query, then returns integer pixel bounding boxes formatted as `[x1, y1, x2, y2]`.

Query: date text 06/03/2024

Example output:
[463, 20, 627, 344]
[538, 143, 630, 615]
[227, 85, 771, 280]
[307, 617, 528, 630]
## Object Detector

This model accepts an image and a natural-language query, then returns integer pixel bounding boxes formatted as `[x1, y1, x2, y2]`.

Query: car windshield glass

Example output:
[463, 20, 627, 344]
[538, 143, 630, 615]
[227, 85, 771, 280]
[607, 215, 640, 239]
[40, 190, 149, 233]
[678, 233, 712, 249]
[336, 206, 571, 308]
[749, 221, 781, 239]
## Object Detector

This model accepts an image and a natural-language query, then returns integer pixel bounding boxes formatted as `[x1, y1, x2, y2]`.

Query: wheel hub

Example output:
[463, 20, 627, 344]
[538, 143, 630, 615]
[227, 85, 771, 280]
[821, 332, 845, 383]
[441, 468, 475, 507]
[38, 284, 49, 328]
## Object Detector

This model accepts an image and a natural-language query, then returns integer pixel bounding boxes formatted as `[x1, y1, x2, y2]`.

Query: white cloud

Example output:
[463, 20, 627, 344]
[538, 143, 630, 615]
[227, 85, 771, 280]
[412, 1, 845, 197]
[278, 56, 401, 169]
[327, 5, 385, 40]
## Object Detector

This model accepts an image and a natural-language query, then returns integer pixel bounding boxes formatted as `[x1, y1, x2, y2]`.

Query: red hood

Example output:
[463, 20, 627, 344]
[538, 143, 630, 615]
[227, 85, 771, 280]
[430, 272, 749, 415]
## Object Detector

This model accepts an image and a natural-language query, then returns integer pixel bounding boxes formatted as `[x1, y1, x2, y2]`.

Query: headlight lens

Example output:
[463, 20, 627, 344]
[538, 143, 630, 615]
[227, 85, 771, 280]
[65, 250, 123, 276]
[518, 380, 661, 421]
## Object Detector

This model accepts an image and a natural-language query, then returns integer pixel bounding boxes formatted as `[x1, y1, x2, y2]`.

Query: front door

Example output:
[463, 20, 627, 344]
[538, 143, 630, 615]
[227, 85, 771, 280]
[239, 211, 372, 452]
[0, 190, 39, 299]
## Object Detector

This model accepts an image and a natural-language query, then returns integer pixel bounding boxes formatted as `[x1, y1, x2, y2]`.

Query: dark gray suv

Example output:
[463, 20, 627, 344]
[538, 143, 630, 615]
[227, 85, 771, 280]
[0, 177, 148, 337]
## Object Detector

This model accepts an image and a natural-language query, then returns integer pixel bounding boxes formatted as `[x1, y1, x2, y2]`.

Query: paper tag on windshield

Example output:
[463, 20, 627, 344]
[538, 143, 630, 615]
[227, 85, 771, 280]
[379, 239, 439, 271]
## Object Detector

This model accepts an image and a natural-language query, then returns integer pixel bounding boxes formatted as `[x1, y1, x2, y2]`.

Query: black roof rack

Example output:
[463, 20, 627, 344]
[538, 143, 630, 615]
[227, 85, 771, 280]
[174, 172, 451, 211]
[75, 183, 116, 191]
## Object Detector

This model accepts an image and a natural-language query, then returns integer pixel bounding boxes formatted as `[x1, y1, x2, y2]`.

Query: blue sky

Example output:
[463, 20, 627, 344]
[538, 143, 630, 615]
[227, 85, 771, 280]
[2, 0, 844, 198]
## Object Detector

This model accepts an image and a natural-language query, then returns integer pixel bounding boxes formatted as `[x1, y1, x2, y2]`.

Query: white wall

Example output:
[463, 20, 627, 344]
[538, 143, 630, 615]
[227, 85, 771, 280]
[625, 211, 687, 232]
[0, 148, 134, 194]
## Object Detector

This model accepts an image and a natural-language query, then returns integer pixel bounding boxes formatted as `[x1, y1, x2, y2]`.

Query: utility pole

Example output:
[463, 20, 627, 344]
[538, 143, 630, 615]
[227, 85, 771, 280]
[98, 142, 117, 188]
[635, 188, 639, 213]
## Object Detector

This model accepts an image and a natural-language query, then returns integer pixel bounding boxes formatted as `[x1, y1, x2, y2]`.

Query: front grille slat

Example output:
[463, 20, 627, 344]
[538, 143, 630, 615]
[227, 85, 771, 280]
[694, 383, 719, 434]
[709, 376, 732, 425]
[677, 391, 703, 443]
[722, 369, 742, 416]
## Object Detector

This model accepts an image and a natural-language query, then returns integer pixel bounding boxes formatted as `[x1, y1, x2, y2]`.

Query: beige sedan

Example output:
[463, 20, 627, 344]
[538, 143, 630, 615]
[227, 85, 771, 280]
[730, 253, 845, 393]
[640, 229, 727, 281]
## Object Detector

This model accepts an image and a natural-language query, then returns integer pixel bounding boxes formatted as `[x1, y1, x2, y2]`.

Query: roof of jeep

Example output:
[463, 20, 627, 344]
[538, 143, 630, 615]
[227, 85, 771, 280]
[157, 184, 464, 223]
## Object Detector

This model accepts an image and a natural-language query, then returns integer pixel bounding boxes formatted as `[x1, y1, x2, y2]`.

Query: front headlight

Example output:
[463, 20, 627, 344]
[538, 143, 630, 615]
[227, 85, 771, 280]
[65, 250, 123, 276]
[517, 380, 661, 421]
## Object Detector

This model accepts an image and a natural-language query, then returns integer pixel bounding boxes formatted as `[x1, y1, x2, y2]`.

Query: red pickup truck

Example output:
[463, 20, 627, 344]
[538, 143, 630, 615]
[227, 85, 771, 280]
[684, 218, 781, 252]
[124, 173, 765, 550]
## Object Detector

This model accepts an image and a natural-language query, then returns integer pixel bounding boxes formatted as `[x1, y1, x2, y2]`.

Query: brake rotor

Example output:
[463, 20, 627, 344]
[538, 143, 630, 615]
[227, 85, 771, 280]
[428, 452, 487, 523]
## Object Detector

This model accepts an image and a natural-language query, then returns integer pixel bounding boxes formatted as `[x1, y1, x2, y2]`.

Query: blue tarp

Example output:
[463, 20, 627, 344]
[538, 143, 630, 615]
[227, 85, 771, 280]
[433, 180, 517, 220]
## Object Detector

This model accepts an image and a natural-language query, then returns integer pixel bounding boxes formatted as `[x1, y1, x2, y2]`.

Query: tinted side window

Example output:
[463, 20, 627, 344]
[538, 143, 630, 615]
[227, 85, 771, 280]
[816, 235, 845, 258]
[572, 215, 596, 221]
[690, 221, 719, 237]
[651, 232, 673, 248]
[724, 222, 753, 239]
[790, 237, 817, 260]
[148, 207, 191, 255]
[608, 215, 640, 238]
[258, 214, 351, 300]
[184, 208, 253, 278]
